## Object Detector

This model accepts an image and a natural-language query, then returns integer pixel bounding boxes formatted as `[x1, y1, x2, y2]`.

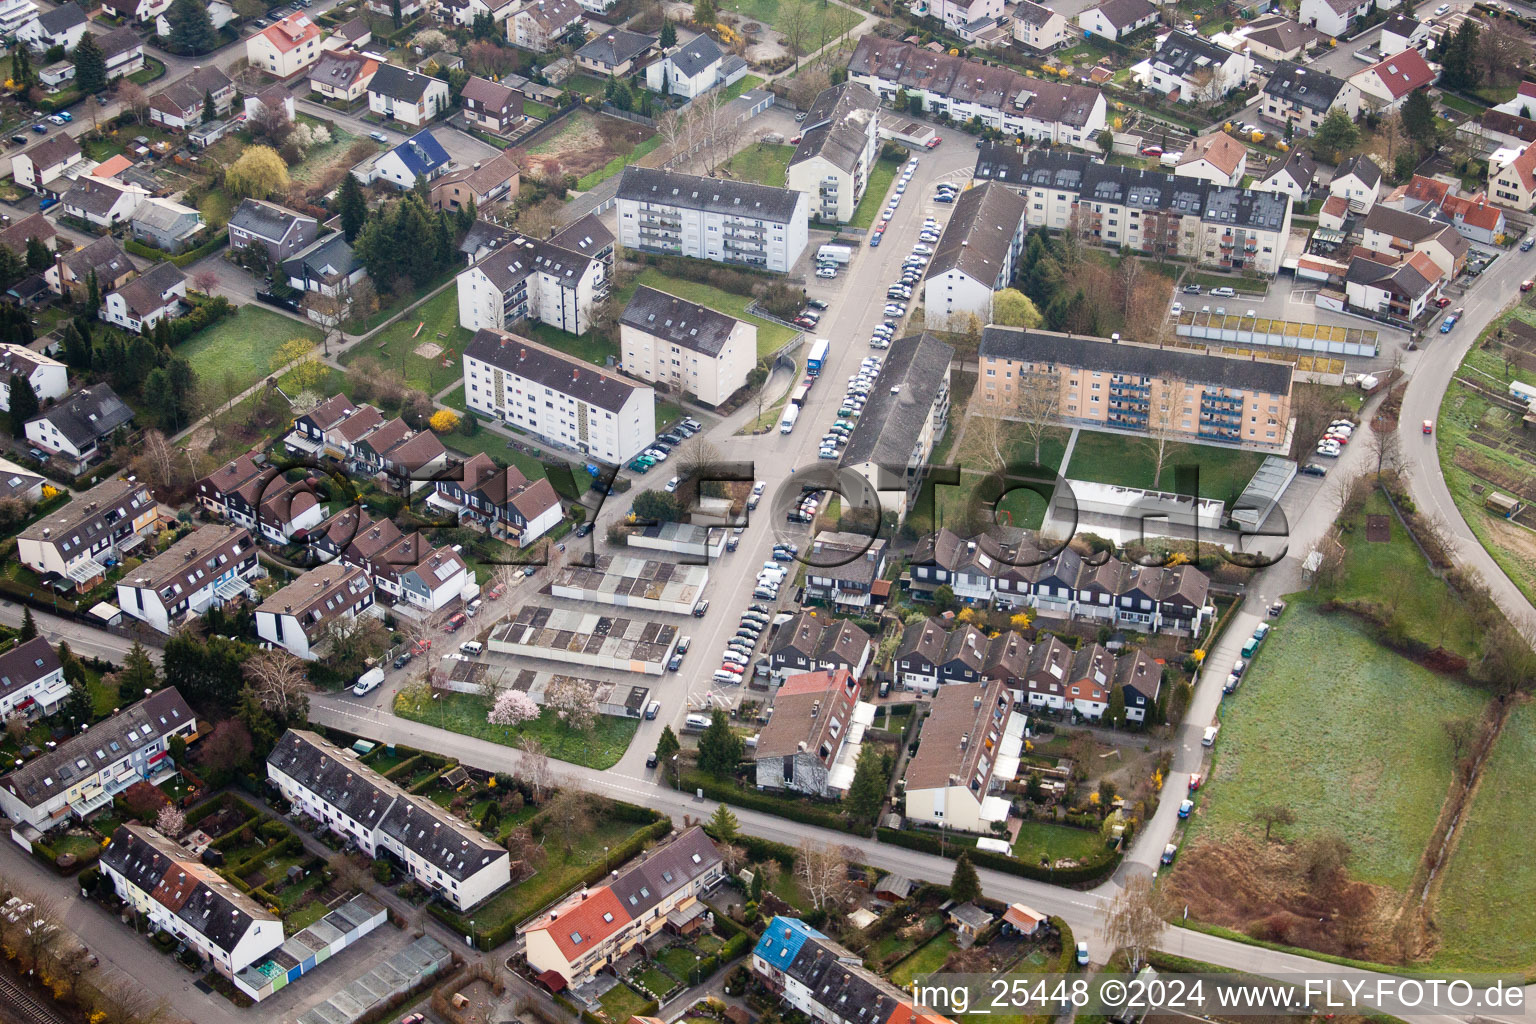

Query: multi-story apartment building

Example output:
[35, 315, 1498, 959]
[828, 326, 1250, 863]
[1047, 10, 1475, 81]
[839, 333, 952, 521]
[507, 0, 584, 51]
[922, 182, 1028, 328]
[1131, 30, 1253, 104]
[255, 563, 378, 661]
[427, 451, 563, 546]
[616, 166, 808, 273]
[462, 329, 655, 463]
[116, 524, 260, 634]
[0, 687, 195, 828]
[618, 285, 754, 408]
[17, 476, 160, 588]
[902, 678, 1024, 832]
[100, 824, 283, 977]
[522, 826, 722, 986]
[849, 36, 1105, 150]
[787, 83, 879, 224]
[1299, 0, 1372, 37]
[752, 670, 870, 798]
[0, 637, 68, 721]
[977, 326, 1294, 448]
[972, 147, 1293, 274]
[455, 228, 606, 336]
[267, 730, 511, 910]
[1260, 61, 1358, 136]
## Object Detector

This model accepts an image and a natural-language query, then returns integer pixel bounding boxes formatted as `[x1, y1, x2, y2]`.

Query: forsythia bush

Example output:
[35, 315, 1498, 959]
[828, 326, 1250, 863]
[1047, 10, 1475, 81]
[429, 409, 461, 433]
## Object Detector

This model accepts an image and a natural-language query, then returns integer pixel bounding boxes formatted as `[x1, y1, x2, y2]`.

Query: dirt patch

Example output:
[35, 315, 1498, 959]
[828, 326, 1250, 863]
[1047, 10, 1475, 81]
[524, 111, 652, 180]
[1166, 833, 1397, 962]
[1365, 514, 1390, 542]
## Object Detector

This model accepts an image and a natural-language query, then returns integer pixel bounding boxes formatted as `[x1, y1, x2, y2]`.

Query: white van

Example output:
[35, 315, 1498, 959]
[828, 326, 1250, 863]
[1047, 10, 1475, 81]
[779, 404, 800, 434]
[352, 667, 385, 696]
[1202, 725, 1219, 747]
[459, 641, 484, 656]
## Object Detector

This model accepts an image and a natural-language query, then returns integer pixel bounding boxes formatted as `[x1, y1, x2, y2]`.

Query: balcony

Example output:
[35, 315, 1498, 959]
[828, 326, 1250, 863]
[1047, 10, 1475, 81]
[1202, 395, 1243, 410]
[1197, 425, 1240, 441]
[1109, 411, 1148, 427]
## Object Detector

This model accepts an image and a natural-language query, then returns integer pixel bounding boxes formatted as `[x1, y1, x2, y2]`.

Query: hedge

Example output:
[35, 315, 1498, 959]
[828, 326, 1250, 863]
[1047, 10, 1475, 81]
[720, 931, 753, 961]
[185, 792, 262, 828]
[682, 770, 867, 837]
[125, 229, 229, 268]
[719, 831, 797, 871]
[875, 828, 1120, 887]
[1051, 917, 1077, 972]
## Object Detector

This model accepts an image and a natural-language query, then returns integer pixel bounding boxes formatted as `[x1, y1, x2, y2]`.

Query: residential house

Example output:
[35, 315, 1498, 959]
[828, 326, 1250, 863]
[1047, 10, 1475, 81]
[1258, 149, 1318, 200]
[459, 76, 524, 134]
[1234, 15, 1322, 61]
[455, 225, 606, 335]
[360, 128, 452, 189]
[802, 532, 889, 611]
[246, 11, 324, 77]
[1011, 0, 1069, 51]
[346, 416, 449, 489]
[130, 198, 204, 253]
[430, 150, 521, 211]
[1318, 193, 1350, 230]
[928, 0, 1002, 36]
[97, 26, 147, 78]
[0, 213, 55, 255]
[0, 456, 46, 506]
[326, 14, 371, 49]
[922, 181, 1027, 328]
[838, 333, 952, 520]
[1076, 0, 1157, 40]
[194, 454, 326, 544]
[787, 82, 880, 224]
[61, 176, 148, 227]
[228, 199, 320, 262]
[574, 30, 655, 78]
[1379, 12, 1431, 52]
[427, 450, 563, 546]
[17, 3, 88, 52]
[1299, 0, 1371, 36]
[902, 678, 1024, 832]
[367, 65, 450, 127]
[1174, 131, 1248, 187]
[849, 37, 1106, 150]
[1494, 80, 1536, 119]
[1260, 61, 1358, 136]
[0, 0, 34, 34]
[267, 730, 511, 909]
[12, 134, 83, 197]
[148, 66, 235, 130]
[116, 524, 260, 634]
[100, 824, 284, 978]
[99, 0, 167, 25]
[282, 393, 357, 456]
[522, 826, 721, 985]
[1114, 647, 1161, 723]
[507, 0, 585, 52]
[350, 532, 467, 611]
[752, 671, 870, 798]
[46, 235, 134, 300]
[643, 33, 747, 99]
[616, 166, 809, 273]
[618, 285, 754, 407]
[24, 384, 134, 471]
[101, 261, 186, 333]
[0, 343, 68, 413]
[1440, 191, 1506, 244]
[446, 0, 518, 27]
[462, 329, 654, 462]
[1131, 31, 1253, 104]
[283, 232, 366, 298]
[767, 613, 873, 681]
[1360, 203, 1467, 279]
[1349, 47, 1438, 112]
[255, 563, 378, 661]
[1489, 138, 1536, 210]
[893, 617, 993, 693]
[153, 0, 231, 35]
[309, 51, 378, 102]
[0, 637, 68, 720]
[365, 0, 424, 18]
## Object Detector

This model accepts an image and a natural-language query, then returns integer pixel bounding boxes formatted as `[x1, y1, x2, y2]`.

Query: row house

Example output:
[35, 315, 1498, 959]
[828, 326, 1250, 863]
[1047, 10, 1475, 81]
[194, 453, 327, 544]
[0, 687, 194, 828]
[427, 450, 563, 547]
[908, 526, 1213, 634]
[894, 616, 1027, 695]
[848, 36, 1106, 151]
[306, 506, 471, 613]
[1020, 637, 1168, 723]
[752, 670, 872, 798]
[0, 637, 69, 721]
[255, 562, 379, 661]
[267, 730, 510, 909]
[17, 476, 160, 589]
[802, 532, 889, 611]
[902, 678, 1024, 832]
[116, 524, 260, 634]
[767, 613, 874, 681]
[616, 166, 809, 274]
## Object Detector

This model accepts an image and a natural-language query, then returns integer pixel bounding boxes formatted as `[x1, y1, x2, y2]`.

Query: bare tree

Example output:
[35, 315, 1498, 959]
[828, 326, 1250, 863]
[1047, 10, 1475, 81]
[327, 851, 371, 893]
[116, 81, 149, 125]
[192, 268, 220, 294]
[243, 648, 310, 718]
[1118, 253, 1143, 321]
[521, 736, 552, 801]
[679, 438, 722, 487]
[657, 106, 698, 165]
[795, 838, 851, 910]
[155, 804, 186, 838]
[302, 284, 352, 357]
[1187, 68, 1223, 107]
[132, 428, 177, 490]
[1103, 873, 1164, 973]
[323, 615, 389, 680]
[1142, 377, 1191, 490]
[1367, 413, 1400, 477]
[1013, 369, 1061, 466]
[779, 0, 815, 66]
[542, 788, 592, 850]
[787, 64, 831, 110]
[1253, 803, 1296, 842]
[1444, 716, 1479, 778]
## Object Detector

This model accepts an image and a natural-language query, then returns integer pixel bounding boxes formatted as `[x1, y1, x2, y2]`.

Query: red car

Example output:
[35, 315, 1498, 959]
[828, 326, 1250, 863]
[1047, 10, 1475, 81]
[1188, 772, 1204, 792]
[488, 583, 506, 600]
[1435, 296, 1453, 308]
[444, 612, 467, 633]
[925, 136, 942, 148]
[410, 638, 433, 654]
[1523, 280, 1534, 292]
[1140, 145, 1163, 157]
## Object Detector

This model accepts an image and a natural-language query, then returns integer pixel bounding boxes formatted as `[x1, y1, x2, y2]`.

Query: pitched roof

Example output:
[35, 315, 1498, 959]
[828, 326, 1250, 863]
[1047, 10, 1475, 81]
[62, 176, 141, 216]
[368, 63, 445, 103]
[20, 133, 81, 171]
[1354, 47, 1436, 99]
[840, 333, 953, 467]
[131, 197, 200, 234]
[123, 523, 253, 596]
[1241, 15, 1320, 53]
[1262, 149, 1318, 189]
[460, 75, 519, 110]
[388, 128, 450, 178]
[1143, 29, 1240, 80]
[789, 82, 878, 175]
[19, 475, 153, 550]
[1497, 139, 1536, 191]
[551, 214, 613, 260]
[282, 232, 362, 285]
[258, 10, 321, 52]
[95, 25, 143, 59]
[0, 637, 62, 704]
[575, 29, 655, 67]
[1481, 109, 1536, 144]
[754, 669, 859, 759]
[29, 383, 133, 447]
[465, 329, 644, 413]
[1015, 0, 1060, 25]
[618, 165, 803, 224]
[619, 284, 744, 358]
[35, 3, 88, 33]
[1178, 132, 1247, 177]
[256, 562, 372, 636]
[1085, 0, 1155, 29]
[515, 0, 582, 30]
[1335, 154, 1382, 188]
[151, 65, 233, 118]
[432, 149, 520, 198]
[1262, 60, 1348, 111]
[0, 213, 53, 252]
[903, 678, 1012, 791]
[925, 181, 1025, 286]
[310, 51, 378, 91]
[228, 198, 314, 241]
[668, 32, 724, 77]
[111, 261, 184, 318]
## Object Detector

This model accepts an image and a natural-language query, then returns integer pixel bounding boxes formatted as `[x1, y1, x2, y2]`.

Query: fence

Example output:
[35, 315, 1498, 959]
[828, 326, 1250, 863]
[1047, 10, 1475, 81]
[600, 103, 657, 127]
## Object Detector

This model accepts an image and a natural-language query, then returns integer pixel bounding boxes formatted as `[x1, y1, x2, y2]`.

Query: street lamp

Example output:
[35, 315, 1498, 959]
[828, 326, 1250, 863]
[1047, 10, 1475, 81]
[671, 754, 680, 792]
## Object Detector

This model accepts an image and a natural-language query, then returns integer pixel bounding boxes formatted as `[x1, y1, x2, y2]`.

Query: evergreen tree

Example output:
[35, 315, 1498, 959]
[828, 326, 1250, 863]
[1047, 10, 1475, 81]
[1312, 108, 1360, 158]
[8, 371, 37, 436]
[19, 606, 36, 641]
[706, 802, 739, 843]
[844, 744, 886, 828]
[949, 852, 981, 903]
[0, 244, 23, 291]
[749, 869, 763, 901]
[25, 235, 50, 272]
[1440, 20, 1481, 91]
[202, 88, 217, 123]
[696, 707, 743, 777]
[73, 32, 106, 93]
[118, 640, 158, 702]
[660, 19, 676, 46]
[1107, 685, 1126, 728]
[692, 0, 714, 23]
[337, 172, 367, 242]
[389, 0, 401, 27]
[1401, 90, 1437, 151]
[59, 678, 92, 728]
[655, 724, 680, 780]
[10, 45, 32, 88]
[456, 194, 477, 234]
[60, 323, 90, 371]
[166, 0, 218, 54]
[86, 269, 100, 312]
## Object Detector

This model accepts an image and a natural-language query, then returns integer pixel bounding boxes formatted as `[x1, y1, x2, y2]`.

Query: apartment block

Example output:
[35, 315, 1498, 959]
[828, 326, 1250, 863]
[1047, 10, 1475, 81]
[618, 285, 754, 407]
[922, 181, 1028, 328]
[786, 82, 880, 224]
[616, 166, 808, 273]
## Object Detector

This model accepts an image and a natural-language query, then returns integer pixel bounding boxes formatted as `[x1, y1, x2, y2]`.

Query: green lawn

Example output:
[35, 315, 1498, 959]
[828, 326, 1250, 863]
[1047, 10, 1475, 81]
[437, 425, 551, 482]
[519, 321, 618, 367]
[626, 268, 796, 358]
[340, 287, 470, 394]
[1010, 820, 1109, 868]
[598, 983, 653, 1021]
[907, 426, 1070, 536]
[890, 933, 959, 986]
[1438, 93, 1486, 117]
[394, 688, 637, 770]
[1427, 700, 1536, 972]
[657, 944, 699, 977]
[179, 305, 322, 393]
[1062, 429, 1263, 504]
[718, 74, 765, 102]
[525, 100, 553, 119]
[634, 967, 677, 998]
[716, 0, 858, 54]
[848, 158, 901, 230]
[655, 400, 685, 432]
[1183, 605, 1487, 891]
[720, 143, 794, 187]
[289, 117, 377, 186]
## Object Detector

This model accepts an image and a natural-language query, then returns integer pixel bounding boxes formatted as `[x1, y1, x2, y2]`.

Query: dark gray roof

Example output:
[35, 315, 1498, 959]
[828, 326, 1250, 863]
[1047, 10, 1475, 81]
[551, 213, 613, 259]
[840, 333, 953, 467]
[369, 64, 443, 103]
[30, 383, 134, 448]
[283, 232, 361, 284]
[790, 82, 878, 175]
[1382, 12, 1421, 33]
[466, 232, 598, 294]
[668, 33, 724, 77]
[62, 177, 135, 216]
[125, 523, 253, 596]
[1143, 29, 1239, 79]
[1336, 154, 1382, 189]
[60, 235, 133, 283]
[1361, 202, 1442, 241]
[1087, 0, 1155, 29]
[1345, 254, 1434, 298]
[18, 475, 153, 550]
[464, 330, 644, 413]
[112, 261, 185, 319]
[36, 4, 88, 33]
[1243, 17, 1321, 53]
[310, 51, 375, 91]
[617, 166, 803, 224]
[95, 26, 143, 59]
[1016, 0, 1060, 26]
[926, 181, 1025, 287]
[607, 826, 721, 918]
[575, 29, 655, 67]
[777, 924, 909, 1021]
[0, 637, 62, 704]
[619, 285, 742, 357]
[979, 326, 1294, 394]
[1263, 149, 1318, 189]
[1262, 60, 1347, 112]
[229, 199, 315, 241]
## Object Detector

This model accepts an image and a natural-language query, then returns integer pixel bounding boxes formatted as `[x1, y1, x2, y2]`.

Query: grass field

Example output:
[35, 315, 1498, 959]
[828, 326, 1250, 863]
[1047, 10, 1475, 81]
[341, 287, 470, 394]
[1011, 820, 1109, 867]
[890, 933, 960, 986]
[519, 321, 619, 367]
[1427, 700, 1536, 972]
[848, 158, 902, 230]
[624, 268, 795, 358]
[598, 983, 653, 1022]
[719, 74, 765, 102]
[1063, 429, 1264, 504]
[720, 143, 794, 186]
[1185, 605, 1486, 891]
[179, 306, 322, 393]
[393, 688, 637, 770]
[717, 0, 858, 51]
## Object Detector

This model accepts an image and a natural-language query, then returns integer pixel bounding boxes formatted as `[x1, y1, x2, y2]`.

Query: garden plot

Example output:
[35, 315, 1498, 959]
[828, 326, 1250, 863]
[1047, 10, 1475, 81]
[524, 110, 654, 182]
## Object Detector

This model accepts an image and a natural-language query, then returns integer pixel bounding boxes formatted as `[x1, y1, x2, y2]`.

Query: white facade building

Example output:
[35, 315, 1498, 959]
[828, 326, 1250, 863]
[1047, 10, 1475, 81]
[618, 285, 754, 408]
[615, 166, 809, 273]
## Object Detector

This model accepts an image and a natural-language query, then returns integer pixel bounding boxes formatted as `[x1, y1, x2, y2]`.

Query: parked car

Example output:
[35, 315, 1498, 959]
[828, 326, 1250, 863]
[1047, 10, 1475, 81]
[444, 612, 467, 632]
[1178, 799, 1193, 818]
[1523, 237, 1535, 252]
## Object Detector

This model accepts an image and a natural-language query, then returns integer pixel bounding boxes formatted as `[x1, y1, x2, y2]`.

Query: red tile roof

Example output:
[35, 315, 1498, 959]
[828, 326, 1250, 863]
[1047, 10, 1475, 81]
[527, 886, 629, 962]
[1359, 48, 1436, 99]
[260, 11, 321, 52]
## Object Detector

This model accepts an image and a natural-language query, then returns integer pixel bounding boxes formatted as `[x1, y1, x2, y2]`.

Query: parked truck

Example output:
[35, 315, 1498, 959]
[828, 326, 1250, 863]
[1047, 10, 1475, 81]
[817, 243, 853, 265]
[806, 337, 830, 376]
